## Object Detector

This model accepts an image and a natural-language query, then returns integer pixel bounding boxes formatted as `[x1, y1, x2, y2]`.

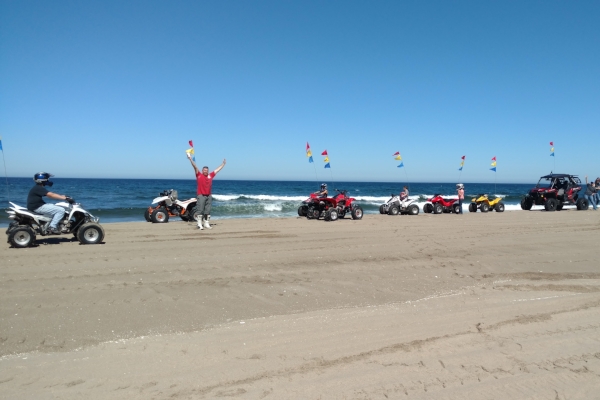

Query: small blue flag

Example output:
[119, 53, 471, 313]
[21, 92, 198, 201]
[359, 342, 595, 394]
[324, 163, 330, 169]
[397, 162, 404, 168]
[550, 152, 554, 157]
[458, 167, 463, 171]
[308, 156, 313, 163]
[490, 167, 496, 172]
[0, 137, 3, 151]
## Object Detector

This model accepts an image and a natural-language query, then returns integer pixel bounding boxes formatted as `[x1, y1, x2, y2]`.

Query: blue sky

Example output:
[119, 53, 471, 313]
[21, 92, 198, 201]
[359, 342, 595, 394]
[1, 0, 598, 183]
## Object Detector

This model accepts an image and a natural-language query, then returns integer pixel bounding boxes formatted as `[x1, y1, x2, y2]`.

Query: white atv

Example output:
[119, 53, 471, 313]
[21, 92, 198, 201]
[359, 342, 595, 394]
[379, 194, 420, 216]
[144, 189, 198, 223]
[6, 200, 105, 248]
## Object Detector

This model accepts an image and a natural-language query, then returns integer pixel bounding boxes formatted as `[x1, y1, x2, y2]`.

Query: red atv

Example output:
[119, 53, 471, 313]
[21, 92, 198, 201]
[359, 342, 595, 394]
[324, 190, 363, 221]
[303, 193, 337, 220]
[423, 194, 461, 214]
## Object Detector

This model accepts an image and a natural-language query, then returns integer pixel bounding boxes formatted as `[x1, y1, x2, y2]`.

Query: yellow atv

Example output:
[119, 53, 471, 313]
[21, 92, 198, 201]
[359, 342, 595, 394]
[468, 194, 505, 213]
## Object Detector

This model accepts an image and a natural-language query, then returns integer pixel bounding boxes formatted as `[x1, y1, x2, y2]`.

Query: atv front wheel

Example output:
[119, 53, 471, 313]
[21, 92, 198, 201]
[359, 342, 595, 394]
[151, 208, 169, 223]
[8, 226, 36, 248]
[77, 223, 105, 245]
[298, 206, 308, 217]
[423, 203, 433, 213]
[520, 197, 533, 211]
[144, 209, 152, 222]
[544, 198, 558, 212]
[480, 203, 489, 213]
[433, 204, 443, 214]
[379, 205, 386, 214]
[326, 208, 339, 222]
[576, 198, 589, 210]
[351, 206, 363, 220]
[468, 203, 477, 213]
[408, 204, 419, 215]
[495, 202, 505, 212]
[388, 206, 399, 215]
[453, 203, 461, 214]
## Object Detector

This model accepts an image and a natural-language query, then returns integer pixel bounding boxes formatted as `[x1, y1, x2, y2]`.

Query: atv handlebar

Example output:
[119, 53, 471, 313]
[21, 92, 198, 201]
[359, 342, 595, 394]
[65, 196, 75, 204]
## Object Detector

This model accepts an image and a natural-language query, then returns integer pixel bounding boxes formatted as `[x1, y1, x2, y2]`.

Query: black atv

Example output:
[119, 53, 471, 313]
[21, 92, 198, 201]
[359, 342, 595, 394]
[520, 174, 587, 211]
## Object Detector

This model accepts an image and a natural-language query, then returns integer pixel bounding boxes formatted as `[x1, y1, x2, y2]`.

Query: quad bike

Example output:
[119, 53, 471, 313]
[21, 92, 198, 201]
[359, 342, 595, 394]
[145, 189, 199, 223]
[520, 174, 585, 211]
[423, 194, 460, 214]
[6, 199, 105, 248]
[298, 193, 320, 217]
[305, 190, 364, 221]
[468, 194, 505, 213]
[324, 189, 363, 221]
[379, 194, 419, 215]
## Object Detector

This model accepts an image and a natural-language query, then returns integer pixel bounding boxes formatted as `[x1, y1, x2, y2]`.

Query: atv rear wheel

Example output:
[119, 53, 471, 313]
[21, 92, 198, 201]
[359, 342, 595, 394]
[408, 204, 419, 215]
[480, 203, 489, 213]
[423, 203, 433, 213]
[433, 203, 443, 214]
[307, 207, 320, 220]
[151, 208, 169, 223]
[351, 206, 363, 220]
[468, 203, 477, 213]
[520, 197, 533, 210]
[77, 223, 105, 245]
[144, 209, 152, 222]
[544, 198, 558, 212]
[379, 205, 386, 214]
[576, 198, 589, 210]
[298, 205, 308, 217]
[495, 202, 505, 212]
[8, 226, 36, 248]
[453, 203, 461, 214]
[388, 205, 399, 215]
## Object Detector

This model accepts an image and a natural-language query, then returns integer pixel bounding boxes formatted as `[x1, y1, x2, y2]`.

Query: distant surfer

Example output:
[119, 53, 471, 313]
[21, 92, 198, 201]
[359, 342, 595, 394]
[187, 154, 226, 229]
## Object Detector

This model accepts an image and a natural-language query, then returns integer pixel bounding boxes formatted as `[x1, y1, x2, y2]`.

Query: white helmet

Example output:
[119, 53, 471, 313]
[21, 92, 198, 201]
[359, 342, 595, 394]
[456, 183, 464, 189]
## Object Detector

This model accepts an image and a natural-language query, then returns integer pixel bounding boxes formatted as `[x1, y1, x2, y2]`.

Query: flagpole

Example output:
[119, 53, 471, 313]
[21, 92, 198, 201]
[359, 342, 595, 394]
[1, 144, 9, 205]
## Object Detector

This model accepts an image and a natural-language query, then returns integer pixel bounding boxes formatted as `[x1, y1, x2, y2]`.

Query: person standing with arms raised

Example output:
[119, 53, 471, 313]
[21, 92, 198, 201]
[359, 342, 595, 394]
[187, 154, 226, 229]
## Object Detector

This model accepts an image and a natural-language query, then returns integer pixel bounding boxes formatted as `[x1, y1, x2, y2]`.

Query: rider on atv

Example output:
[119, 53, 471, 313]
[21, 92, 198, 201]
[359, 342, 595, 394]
[399, 186, 409, 208]
[27, 172, 73, 234]
[314, 183, 329, 198]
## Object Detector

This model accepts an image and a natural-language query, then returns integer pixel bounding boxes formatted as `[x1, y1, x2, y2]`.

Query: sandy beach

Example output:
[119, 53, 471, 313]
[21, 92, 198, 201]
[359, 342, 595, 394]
[1, 211, 600, 399]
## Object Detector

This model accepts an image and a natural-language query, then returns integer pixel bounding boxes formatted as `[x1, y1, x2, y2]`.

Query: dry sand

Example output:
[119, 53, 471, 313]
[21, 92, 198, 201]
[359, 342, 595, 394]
[1, 211, 600, 399]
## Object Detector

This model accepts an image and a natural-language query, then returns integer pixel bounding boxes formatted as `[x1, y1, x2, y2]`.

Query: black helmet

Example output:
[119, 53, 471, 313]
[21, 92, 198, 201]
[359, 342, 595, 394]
[320, 183, 327, 190]
[34, 172, 54, 186]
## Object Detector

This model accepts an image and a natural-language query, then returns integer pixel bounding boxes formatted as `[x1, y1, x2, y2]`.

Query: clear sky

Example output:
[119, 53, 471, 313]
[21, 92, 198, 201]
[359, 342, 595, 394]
[1, 0, 599, 183]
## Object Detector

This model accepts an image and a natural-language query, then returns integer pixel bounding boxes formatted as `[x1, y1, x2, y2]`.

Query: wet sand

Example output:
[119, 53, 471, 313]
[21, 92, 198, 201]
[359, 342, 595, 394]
[1, 211, 600, 399]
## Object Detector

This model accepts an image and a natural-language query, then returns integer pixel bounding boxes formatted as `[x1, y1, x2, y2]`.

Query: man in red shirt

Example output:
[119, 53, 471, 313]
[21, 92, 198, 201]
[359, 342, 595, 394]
[187, 154, 226, 230]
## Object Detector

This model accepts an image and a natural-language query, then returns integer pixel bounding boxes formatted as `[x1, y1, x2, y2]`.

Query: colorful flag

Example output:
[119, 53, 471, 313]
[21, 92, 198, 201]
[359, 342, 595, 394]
[323, 156, 329, 162]
[397, 162, 404, 168]
[321, 150, 330, 167]
[321, 150, 328, 156]
[550, 142, 554, 157]
[186, 140, 195, 161]
[394, 155, 402, 161]
[490, 156, 497, 172]
[324, 163, 331, 169]
[189, 140, 194, 147]
[306, 142, 314, 163]
[0, 136, 3, 151]
[458, 155, 466, 171]
[392, 151, 400, 156]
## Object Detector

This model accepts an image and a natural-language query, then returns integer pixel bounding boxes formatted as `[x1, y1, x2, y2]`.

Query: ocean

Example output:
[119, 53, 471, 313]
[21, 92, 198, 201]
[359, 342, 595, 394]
[1, 178, 537, 226]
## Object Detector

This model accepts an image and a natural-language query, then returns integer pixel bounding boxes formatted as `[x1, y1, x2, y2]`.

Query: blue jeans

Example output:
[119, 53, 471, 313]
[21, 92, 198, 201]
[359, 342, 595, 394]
[584, 194, 597, 210]
[458, 199, 463, 214]
[35, 204, 66, 228]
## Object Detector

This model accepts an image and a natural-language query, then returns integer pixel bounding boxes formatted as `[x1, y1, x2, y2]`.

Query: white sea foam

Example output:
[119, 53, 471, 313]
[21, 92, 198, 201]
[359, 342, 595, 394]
[263, 203, 283, 212]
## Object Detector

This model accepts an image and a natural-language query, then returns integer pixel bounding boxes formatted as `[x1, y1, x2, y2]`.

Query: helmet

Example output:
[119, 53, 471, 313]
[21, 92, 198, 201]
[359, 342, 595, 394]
[456, 183, 464, 189]
[320, 183, 327, 190]
[34, 172, 54, 186]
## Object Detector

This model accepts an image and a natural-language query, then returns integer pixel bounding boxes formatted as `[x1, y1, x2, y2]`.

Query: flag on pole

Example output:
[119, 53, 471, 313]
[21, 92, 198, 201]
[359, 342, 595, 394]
[0, 136, 3, 151]
[397, 162, 404, 168]
[490, 156, 497, 172]
[322, 150, 330, 168]
[458, 155, 466, 171]
[306, 142, 314, 163]
[550, 142, 554, 157]
[392, 151, 400, 156]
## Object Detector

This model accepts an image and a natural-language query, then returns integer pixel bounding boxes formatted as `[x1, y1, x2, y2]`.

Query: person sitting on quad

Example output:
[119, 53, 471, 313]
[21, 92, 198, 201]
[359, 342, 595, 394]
[27, 172, 72, 234]
[399, 185, 409, 208]
[314, 183, 328, 198]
